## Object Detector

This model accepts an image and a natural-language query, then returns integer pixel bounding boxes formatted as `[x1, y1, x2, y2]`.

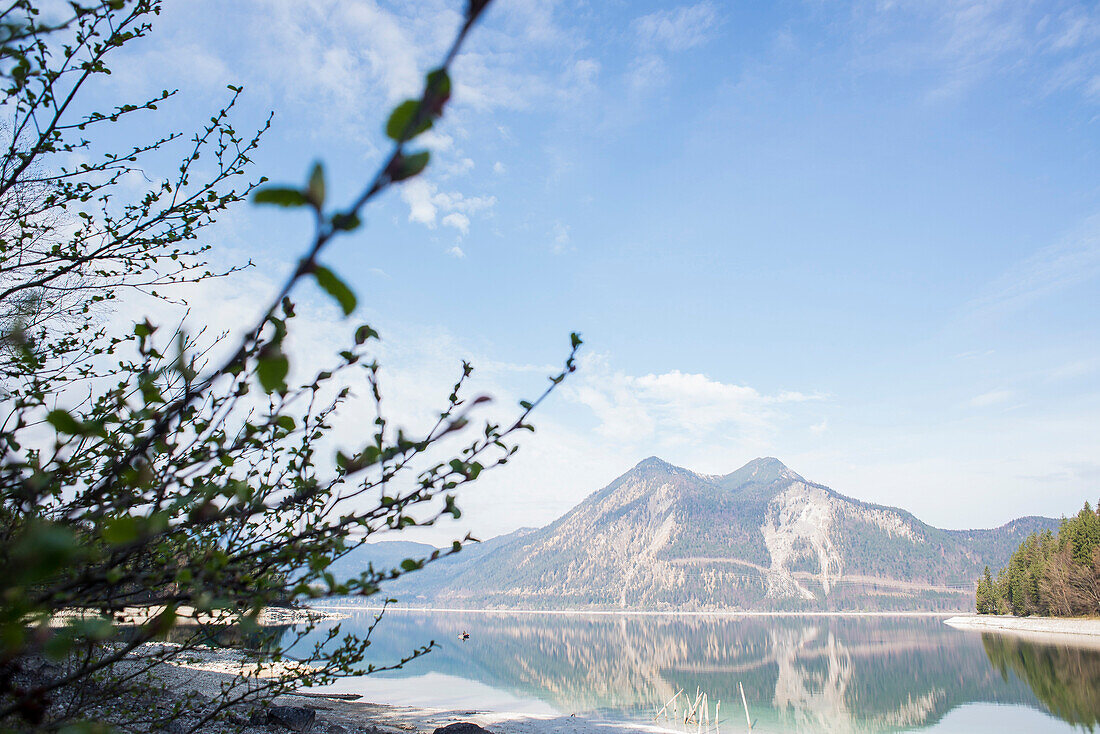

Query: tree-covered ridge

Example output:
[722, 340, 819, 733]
[975, 500, 1100, 617]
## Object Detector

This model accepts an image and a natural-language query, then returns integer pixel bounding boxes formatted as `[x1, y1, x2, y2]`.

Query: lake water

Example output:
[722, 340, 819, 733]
[295, 609, 1100, 733]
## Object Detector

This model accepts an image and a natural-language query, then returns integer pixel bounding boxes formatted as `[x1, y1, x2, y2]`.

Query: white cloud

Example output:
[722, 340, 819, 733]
[853, 0, 1100, 104]
[564, 359, 820, 448]
[433, 189, 497, 215]
[398, 180, 497, 230]
[629, 55, 670, 94]
[400, 179, 439, 226]
[969, 389, 1013, 407]
[493, 161, 506, 174]
[633, 2, 719, 51]
[441, 157, 475, 178]
[1047, 358, 1100, 380]
[623, 3, 718, 98]
[446, 245, 466, 258]
[966, 216, 1100, 319]
[1088, 75, 1100, 99]
[419, 131, 455, 152]
[551, 221, 571, 254]
[442, 212, 470, 235]
[566, 58, 601, 91]
[810, 420, 829, 435]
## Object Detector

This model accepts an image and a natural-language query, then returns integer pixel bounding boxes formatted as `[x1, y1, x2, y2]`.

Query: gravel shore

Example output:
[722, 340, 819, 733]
[945, 614, 1100, 649]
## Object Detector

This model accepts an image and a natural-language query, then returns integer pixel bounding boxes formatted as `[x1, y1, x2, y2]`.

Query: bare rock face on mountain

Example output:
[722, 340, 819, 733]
[370, 457, 1058, 611]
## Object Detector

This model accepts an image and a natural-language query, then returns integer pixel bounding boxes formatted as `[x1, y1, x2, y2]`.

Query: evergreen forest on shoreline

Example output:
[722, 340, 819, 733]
[976, 501, 1100, 617]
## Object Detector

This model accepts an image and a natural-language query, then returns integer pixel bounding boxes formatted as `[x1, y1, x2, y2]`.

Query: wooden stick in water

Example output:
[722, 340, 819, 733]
[655, 689, 682, 721]
[716, 700, 721, 734]
[688, 690, 702, 723]
[739, 682, 751, 730]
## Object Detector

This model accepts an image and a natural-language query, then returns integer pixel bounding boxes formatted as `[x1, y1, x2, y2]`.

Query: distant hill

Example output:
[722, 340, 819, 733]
[327, 540, 437, 581]
[340, 457, 1059, 611]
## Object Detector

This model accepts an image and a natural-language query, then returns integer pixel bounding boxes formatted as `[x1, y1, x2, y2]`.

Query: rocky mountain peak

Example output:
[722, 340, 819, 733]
[722, 456, 804, 489]
[625, 456, 701, 482]
[633, 456, 674, 471]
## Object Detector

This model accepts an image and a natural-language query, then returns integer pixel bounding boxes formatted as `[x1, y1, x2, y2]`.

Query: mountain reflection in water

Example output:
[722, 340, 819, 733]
[298, 610, 1093, 733]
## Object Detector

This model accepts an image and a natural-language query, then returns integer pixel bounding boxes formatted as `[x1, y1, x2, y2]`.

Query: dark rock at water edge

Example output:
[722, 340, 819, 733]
[433, 723, 494, 734]
[250, 704, 317, 732]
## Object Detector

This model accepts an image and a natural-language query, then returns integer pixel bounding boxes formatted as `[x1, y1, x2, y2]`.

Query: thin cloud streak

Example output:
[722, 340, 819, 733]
[964, 217, 1100, 320]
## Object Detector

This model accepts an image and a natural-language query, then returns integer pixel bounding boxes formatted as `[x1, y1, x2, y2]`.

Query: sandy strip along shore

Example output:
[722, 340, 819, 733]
[945, 614, 1100, 649]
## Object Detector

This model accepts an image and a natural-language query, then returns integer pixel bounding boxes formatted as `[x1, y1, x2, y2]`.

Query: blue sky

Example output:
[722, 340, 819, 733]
[92, 0, 1100, 542]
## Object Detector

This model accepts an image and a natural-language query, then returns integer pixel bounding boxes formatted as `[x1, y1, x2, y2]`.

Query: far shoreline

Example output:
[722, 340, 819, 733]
[307, 603, 962, 618]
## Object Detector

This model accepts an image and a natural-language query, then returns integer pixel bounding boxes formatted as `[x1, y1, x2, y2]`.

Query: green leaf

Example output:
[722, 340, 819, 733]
[355, 324, 379, 344]
[45, 633, 74, 661]
[276, 415, 296, 431]
[253, 187, 309, 207]
[571, 332, 583, 349]
[68, 617, 115, 641]
[12, 523, 81, 585]
[256, 348, 289, 394]
[400, 558, 421, 572]
[307, 163, 325, 208]
[238, 615, 260, 636]
[332, 212, 361, 231]
[385, 100, 432, 142]
[425, 68, 451, 101]
[388, 151, 430, 182]
[46, 409, 83, 435]
[46, 409, 105, 437]
[102, 516, 138, 545]
[312, 265, 357, 316]
[445, 495, 462, 520]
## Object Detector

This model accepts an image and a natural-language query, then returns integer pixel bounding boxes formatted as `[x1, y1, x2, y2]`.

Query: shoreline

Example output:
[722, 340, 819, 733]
[310, 604, 962, 618]
[945, 614, 1100, 648]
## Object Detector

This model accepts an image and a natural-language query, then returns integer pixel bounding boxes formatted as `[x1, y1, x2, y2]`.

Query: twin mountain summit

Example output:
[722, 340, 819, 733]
[343, 457, 1055, 611]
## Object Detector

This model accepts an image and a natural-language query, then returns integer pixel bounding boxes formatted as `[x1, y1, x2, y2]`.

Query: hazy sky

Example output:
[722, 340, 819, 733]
[88, 0, 1100, 544]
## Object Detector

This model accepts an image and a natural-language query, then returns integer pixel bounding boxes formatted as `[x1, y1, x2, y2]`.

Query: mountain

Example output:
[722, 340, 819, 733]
[327, 540, 437, 581]
[346, 457, 1059, 611]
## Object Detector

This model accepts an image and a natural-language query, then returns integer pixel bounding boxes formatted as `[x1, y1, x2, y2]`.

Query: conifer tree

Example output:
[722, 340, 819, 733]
[975, 566, 997, 614]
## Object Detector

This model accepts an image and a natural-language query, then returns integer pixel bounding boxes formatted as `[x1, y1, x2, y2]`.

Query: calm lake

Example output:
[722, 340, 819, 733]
[295, 609, 1099, 733]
